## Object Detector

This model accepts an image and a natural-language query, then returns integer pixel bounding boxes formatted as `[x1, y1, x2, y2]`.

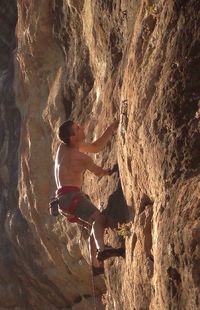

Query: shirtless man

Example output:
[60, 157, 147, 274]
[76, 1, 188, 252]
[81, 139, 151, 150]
[54, 119, 121, 272]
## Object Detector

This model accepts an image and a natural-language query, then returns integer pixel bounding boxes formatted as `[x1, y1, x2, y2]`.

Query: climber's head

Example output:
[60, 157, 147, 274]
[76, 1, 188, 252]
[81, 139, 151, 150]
[58, 120, 85, 145]
[58, 120, 74, 144]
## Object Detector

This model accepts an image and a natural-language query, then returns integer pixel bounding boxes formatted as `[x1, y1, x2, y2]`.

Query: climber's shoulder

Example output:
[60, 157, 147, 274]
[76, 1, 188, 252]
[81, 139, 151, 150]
[79, 142, 98, 153]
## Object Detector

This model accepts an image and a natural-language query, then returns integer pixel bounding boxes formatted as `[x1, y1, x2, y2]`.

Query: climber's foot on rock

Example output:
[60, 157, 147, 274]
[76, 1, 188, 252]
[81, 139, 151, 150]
[92, 265, 104, 276]
[96, 247, 125, 261]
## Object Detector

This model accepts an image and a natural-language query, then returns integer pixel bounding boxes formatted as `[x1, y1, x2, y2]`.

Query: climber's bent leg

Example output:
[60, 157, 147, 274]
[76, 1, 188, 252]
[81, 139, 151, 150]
[58, 189, 98, 223]
[89, 234, 104, 275]
[89, 210, 106, 252]
[73, 195, 98, 223]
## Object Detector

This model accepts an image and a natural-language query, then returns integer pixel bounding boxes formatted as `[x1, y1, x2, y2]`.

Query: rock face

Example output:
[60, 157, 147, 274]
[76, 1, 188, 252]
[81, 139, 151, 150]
[1, 0, 200, 309]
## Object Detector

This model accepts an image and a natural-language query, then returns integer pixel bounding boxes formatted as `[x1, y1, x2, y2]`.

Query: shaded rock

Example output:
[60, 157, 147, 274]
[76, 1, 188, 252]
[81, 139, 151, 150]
[0, 0, 199, 309]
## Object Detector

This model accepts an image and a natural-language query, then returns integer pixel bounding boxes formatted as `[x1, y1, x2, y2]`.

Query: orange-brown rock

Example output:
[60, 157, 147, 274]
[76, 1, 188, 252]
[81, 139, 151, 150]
[0, 0, 199, 309]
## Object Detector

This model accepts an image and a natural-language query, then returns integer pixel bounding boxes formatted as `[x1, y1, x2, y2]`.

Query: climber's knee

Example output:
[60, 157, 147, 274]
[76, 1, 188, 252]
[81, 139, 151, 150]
[89, 210, 106, 226]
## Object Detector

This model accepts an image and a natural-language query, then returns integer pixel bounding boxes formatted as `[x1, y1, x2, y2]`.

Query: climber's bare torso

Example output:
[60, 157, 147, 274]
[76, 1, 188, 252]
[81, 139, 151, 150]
[55, 144, 88, 189]
[54, 121, 118, 189]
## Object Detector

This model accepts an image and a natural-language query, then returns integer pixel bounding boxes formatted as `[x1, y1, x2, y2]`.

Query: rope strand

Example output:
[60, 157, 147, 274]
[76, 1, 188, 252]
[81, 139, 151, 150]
[88, 235, 97, 310]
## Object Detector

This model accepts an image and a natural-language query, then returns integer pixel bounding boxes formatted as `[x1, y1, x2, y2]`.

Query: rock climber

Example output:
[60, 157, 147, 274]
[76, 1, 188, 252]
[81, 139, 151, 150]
[54, 119, 124, 274]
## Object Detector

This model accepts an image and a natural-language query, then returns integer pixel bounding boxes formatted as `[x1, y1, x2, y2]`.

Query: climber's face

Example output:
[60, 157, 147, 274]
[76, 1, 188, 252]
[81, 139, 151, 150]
[71, 123, 85, 142]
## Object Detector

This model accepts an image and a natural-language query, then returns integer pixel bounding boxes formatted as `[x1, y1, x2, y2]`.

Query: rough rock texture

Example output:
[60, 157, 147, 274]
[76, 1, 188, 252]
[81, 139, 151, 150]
[1, 0, 200, 309]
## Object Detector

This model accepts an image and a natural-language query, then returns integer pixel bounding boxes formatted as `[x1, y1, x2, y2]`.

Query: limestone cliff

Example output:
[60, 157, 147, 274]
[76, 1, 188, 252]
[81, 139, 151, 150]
[1, 0, 200, 309]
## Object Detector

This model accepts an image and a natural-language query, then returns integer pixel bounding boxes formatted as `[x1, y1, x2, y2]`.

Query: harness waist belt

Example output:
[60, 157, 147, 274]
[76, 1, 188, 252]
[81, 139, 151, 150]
[56, 186, 80, 196]
[56, 186, 82, 224]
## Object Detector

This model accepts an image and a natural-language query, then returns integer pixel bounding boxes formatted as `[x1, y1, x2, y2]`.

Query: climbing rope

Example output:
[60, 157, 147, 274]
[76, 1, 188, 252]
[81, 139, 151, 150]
[88, 235, 98, 310]
[78, 222, 98, 310]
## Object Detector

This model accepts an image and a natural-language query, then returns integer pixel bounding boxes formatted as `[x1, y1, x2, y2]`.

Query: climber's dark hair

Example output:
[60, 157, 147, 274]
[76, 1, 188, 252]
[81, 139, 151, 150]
[58, 120, 74, 144]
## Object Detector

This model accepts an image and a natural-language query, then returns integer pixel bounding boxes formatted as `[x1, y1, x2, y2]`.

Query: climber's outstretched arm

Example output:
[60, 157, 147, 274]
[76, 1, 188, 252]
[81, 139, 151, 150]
[85, 155, 111, 176]
[79, 120, 118, 153]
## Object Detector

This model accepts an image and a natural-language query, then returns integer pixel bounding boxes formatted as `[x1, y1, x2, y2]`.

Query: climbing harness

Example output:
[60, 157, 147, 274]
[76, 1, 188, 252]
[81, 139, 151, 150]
[49, 186, 84, 223]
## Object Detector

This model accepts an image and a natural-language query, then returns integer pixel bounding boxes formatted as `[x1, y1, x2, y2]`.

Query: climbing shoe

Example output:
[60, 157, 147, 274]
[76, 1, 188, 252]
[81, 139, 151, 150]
[96, 247, 125, 261]
[92, 266, 104, 276]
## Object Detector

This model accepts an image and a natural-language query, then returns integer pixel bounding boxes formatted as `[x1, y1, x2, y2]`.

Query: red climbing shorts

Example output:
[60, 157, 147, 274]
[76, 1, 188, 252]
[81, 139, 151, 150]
[56, 186, 98, 223]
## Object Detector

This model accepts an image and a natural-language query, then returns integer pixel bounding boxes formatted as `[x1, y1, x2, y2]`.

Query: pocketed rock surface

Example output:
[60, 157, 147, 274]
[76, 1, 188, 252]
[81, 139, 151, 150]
[0, 0, 200, 309]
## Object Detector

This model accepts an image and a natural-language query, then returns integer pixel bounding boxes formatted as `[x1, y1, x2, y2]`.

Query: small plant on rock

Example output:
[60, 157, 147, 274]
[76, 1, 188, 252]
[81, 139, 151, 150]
[147, 4, 158, 17]
[117, 223, 131, 238]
